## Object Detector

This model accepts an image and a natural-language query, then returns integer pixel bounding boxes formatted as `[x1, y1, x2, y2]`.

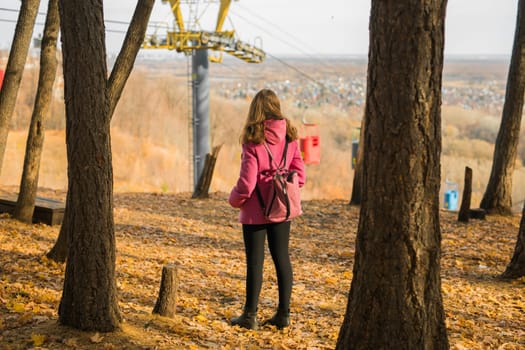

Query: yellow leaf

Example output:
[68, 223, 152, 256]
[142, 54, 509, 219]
[194, 314, 207, 322]
[325, 276, 338, 285]
[31, 333, 46, 346]
[12, 302, 25, 313]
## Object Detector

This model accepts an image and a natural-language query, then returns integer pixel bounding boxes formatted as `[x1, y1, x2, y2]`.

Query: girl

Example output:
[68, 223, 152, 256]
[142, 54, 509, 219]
[229, 89, 306, 330]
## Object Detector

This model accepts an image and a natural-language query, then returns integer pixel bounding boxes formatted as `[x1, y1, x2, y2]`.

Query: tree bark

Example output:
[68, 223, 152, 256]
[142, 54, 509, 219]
[349, 119, 364, 206]
[480, 0, 525, 215]
[57, 0, 120, 331]
[14, 0, 60, 224]
[501, 203, 525, 279]
[107, 0, 155, 119]
[0, 0, 41, 176]
[336, 1, 449, 349]
[153, 264, 178, 318]
[47, 0, 154, 263]
[458, 167, 472, 223]
[45, 193, 69, 262]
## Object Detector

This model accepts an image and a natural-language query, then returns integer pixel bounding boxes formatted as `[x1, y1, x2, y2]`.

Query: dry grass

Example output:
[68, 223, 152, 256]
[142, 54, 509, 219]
[3, 57, 525, 206]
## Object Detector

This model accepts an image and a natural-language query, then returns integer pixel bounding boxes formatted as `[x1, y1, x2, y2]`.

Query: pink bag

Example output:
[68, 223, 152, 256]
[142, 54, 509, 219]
[256, 142, 302, 222]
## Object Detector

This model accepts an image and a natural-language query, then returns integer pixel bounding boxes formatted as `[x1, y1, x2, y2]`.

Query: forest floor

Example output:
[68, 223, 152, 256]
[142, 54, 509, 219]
[0, 188, 524, 350]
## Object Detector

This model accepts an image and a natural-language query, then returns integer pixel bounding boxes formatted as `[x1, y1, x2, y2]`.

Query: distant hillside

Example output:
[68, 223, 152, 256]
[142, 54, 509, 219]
[2, 55, 525, 207]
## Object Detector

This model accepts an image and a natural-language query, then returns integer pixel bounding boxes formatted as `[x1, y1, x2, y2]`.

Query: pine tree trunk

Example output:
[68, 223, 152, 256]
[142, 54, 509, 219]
[336, 1, 449, 348]
[14, 0, 60, 224]
[0, 0, 41, 176]
[45, 193, 69, 262]
[57, 0, 120, 331]
[480, 0, 525, 215]
[46, 0, 154, 263]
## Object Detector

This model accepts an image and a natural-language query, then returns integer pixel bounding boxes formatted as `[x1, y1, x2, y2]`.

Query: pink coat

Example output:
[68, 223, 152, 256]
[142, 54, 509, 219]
[229, 119, 306, 224]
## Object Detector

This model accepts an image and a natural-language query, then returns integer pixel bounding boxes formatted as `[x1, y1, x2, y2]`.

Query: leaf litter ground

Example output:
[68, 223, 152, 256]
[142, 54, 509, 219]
[0, 189, 524, 349]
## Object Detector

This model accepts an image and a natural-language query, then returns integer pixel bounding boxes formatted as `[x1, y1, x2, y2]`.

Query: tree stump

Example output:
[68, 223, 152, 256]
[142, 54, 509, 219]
[192, 144, 222, 199]
[153, 264, 178, 318]
[458, 166, 472, 222]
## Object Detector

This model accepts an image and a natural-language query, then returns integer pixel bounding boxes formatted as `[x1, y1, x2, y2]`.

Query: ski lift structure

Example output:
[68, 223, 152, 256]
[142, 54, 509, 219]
[142, 0, 265, 191]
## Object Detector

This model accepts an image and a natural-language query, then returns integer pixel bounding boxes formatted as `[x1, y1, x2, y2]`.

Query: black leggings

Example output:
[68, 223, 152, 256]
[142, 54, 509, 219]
[242, 221, 293, 313]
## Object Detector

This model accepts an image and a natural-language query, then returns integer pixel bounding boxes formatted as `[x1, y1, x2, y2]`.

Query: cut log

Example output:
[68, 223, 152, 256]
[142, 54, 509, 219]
[152, 264, 178, 318]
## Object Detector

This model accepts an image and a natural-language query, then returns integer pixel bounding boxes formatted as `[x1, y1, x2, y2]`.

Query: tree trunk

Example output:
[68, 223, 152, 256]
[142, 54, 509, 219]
[480, 0, 525, 215]
[349, 119, 364, 206]
[153, 264, 178, 318]
[13, 0, 60, 224]
[458, 167, 472, 223]
[107, 0, 155, 119]
[0, 0, 40, 176]
[57, 0, 120, 331]
[501, 203, 525, 279]
[46, 0, 154, 263]
[336, 1, 449, 349]
[45, 193, 69, 262]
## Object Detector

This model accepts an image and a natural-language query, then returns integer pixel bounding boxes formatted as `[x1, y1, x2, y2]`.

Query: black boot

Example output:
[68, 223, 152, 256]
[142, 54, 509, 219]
[264, 309, 290, 329]
[230, 310, 258, 330]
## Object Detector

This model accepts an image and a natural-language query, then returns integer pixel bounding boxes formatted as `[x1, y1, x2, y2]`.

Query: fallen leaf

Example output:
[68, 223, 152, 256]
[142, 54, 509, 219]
[90, 332, 104, 343]
[31, 333, 46, 346]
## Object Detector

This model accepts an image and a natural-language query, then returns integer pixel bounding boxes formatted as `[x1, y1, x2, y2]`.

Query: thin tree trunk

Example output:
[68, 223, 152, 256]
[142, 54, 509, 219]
[107, 0, 155, 119]
[349, 119, 364, 206]
[480, 0, 525, 215]
[336, 0, 449, 348]
[14, 0, 60, 224]
[0, 0, 41, 176]
[47, 0, 154, 263]
[46, 193, 69, 262]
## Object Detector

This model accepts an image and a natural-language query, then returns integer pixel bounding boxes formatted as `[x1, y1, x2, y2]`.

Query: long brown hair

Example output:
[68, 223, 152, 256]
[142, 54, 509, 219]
[241, 89, 298, 144]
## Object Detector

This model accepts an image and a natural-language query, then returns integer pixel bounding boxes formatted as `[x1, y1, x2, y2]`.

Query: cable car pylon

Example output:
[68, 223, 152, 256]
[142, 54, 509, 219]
[142, 0, 265, 192]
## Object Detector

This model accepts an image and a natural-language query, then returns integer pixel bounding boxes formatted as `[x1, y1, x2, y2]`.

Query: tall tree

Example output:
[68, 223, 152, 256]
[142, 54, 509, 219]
[47, 0, 155, 262]
[480, 0, 525, 215]
[0, 0, 40, 176]
[58, 0, 119, 330]
[336, 1, 449, 349]
[57, 0, 154, 331]
[14, 0, 60, 223]
[501, 203, 525, 279]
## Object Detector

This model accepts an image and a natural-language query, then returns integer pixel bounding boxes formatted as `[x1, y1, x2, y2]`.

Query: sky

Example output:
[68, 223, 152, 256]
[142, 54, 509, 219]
[0, 0, 518, 58]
